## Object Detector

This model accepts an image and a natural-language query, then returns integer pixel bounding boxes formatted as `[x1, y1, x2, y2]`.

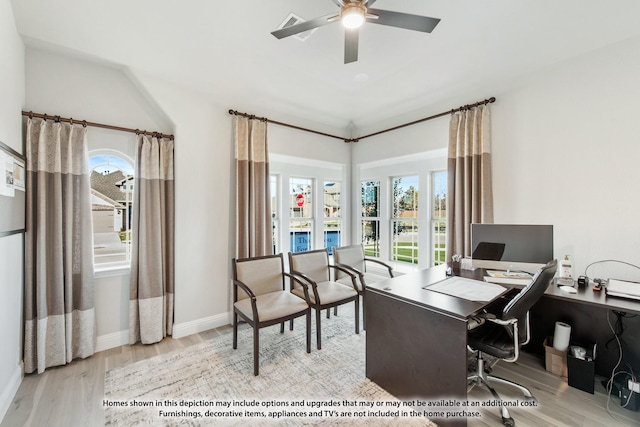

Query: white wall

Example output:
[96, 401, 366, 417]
[352, 35, 640, 279]
[0, 0, 25, 421]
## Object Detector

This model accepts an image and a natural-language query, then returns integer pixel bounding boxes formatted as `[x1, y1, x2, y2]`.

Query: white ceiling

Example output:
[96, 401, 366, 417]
[10, 0, 640, 136]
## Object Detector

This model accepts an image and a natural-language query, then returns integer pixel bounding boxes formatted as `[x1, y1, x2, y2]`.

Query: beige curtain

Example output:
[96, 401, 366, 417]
[24, 118, 95, 374]
[129, 135, 175, 344]
[234, 116, 271, 259]
[446, 105, 493, 261]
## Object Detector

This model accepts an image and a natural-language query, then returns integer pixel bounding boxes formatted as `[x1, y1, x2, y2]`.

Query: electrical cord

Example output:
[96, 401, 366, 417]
[605, 310, 636, 424]
[584, 259, 640, 278]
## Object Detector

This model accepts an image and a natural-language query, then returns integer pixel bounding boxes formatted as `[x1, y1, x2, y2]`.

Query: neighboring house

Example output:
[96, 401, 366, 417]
[90, 171, 133, 232]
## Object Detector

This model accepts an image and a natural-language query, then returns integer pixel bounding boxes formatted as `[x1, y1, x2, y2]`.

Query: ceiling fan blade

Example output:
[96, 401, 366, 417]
[271, 13, 338, 39]
[330, 0, 344, 6]
[367, 8, 440, 33]
[344, 28, 359, 64]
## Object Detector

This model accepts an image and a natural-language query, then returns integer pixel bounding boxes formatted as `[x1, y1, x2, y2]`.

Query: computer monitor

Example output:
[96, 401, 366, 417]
[470, 223, 554, 273]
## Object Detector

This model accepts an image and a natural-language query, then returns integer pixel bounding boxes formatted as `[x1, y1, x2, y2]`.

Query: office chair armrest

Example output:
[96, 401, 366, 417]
[485, 316, 521, 363]
[364, 258, 395, 277]
[484, 317, 517, 327]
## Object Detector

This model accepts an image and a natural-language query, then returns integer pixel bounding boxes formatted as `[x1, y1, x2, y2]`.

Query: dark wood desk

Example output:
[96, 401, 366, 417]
[365, 265, 507, 427]
[365, 264, 640, 426]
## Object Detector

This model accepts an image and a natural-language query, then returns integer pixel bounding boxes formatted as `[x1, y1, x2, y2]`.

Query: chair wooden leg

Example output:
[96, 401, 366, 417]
[280, 322, 285, 333]
[233, 311, 238, 349]
[354, 297, 360, 334]
[316, 308, 322, 350]
[326, 308, 330, 319]
[289, 319, 294, 331]
[362, 294, 366, 330]
[334, 306, 338, 316]
[305, 310, 311, 353]
[253, 326, 259, 376]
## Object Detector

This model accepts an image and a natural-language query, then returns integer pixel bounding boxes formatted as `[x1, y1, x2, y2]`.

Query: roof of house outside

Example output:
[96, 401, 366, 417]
[91, 171, 129, 203]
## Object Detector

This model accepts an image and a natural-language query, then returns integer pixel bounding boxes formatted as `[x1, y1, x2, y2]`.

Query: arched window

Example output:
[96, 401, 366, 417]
[89, 150, 134, 267]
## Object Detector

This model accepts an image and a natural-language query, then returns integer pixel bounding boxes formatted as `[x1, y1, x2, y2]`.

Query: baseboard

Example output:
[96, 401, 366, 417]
[0, 364, 22, 424]
[172, 311, 231, 339]
[96, 330, 130, 353]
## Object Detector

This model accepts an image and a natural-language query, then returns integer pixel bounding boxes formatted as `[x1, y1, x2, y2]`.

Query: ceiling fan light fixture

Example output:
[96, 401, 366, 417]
[341, 3, 366, 29]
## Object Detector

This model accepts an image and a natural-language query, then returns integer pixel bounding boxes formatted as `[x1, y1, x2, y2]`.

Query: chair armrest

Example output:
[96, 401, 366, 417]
[233, 279, 257, 301]
[364, 258, 394, 277]
[283, 272, 311, 302]
[334, 262, 363, 277]
[485, 316, 521, 363]
[289, 270, 321, 304]
[329, 264, 359, 291]
[233, 279, 259, 323]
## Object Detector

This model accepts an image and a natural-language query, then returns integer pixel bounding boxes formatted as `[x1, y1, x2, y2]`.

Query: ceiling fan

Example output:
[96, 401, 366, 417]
[271, 0, 440, 64]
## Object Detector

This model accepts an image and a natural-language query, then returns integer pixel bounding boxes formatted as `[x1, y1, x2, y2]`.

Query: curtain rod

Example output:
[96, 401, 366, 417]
[21, 111, 174, 140]
[229, 96, 495, 143]
[227, 109, 346, 142]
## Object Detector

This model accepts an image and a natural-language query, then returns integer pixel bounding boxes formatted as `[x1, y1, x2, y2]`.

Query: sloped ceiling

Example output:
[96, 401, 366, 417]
[11, 0, 640, 135]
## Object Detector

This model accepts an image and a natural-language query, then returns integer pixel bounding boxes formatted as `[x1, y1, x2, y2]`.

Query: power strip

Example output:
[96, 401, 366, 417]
[630, 379, 640, 394]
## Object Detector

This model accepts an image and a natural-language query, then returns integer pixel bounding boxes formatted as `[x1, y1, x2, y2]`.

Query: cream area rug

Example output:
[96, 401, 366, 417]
[104, 306, 437, 427]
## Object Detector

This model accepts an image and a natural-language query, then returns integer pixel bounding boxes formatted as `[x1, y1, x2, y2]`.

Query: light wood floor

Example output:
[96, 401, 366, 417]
[2, 325, 639, 427]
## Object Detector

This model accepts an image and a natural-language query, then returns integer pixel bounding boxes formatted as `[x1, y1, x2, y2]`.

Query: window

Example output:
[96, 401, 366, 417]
[391, 176, 419, 264]
[431, 171, 447, 266]
[270, 175, 279, 255]
[361, 180, 381, 257]
[289, 177, 313, 253]
[89, 152, 134, 267]
[323, 181, 341, 253]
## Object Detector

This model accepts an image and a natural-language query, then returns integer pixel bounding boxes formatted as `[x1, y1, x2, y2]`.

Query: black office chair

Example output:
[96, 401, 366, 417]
[467, 259, 557, 427]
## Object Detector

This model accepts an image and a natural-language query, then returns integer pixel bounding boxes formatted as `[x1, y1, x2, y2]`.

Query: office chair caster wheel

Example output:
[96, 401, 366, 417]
[501, 416, 515, 427]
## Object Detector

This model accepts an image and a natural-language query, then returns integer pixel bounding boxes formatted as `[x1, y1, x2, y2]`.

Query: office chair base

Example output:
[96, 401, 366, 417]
[468, 353, 535, 426]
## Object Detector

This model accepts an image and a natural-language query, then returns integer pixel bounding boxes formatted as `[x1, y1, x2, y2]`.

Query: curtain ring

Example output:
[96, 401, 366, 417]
[54, 115, 61, 123]
[43, 114, 48, 121]
[82, 120, 87, 128]
[70, 118, 74, 125]
[28, 111, 34, 119]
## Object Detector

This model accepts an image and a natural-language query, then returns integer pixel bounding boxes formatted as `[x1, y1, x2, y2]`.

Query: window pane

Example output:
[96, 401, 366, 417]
[362, 220, 380, 257]
[290, 177, 313, 253]
[90, 154, 134, 265]
[392, 176, 419, 264]
[324, 220, 340, 254]
[361, 180, 380, 218]
[392, 176, 418, 219]
[432, 171, 446, 219]
[290, 177, 313, 218]
[392, 220, 418, 264]
[270, 175, 278, 254]
[290, 220, 312, 253]
[324, 181, 341, 254]
[431, 170, 447, 266]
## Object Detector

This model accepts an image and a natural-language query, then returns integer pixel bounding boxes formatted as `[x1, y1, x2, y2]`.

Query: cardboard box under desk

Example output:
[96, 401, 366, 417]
[544, 336, 568, 379]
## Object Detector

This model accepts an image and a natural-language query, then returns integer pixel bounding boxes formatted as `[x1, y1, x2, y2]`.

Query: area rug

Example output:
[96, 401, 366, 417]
[104, 308, 437, 426]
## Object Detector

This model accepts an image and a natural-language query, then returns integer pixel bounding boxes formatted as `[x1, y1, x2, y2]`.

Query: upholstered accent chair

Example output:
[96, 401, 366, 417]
[333, 244, 396, 329]
[288, 248, 360, 350]
[232, 253, 311, 376]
